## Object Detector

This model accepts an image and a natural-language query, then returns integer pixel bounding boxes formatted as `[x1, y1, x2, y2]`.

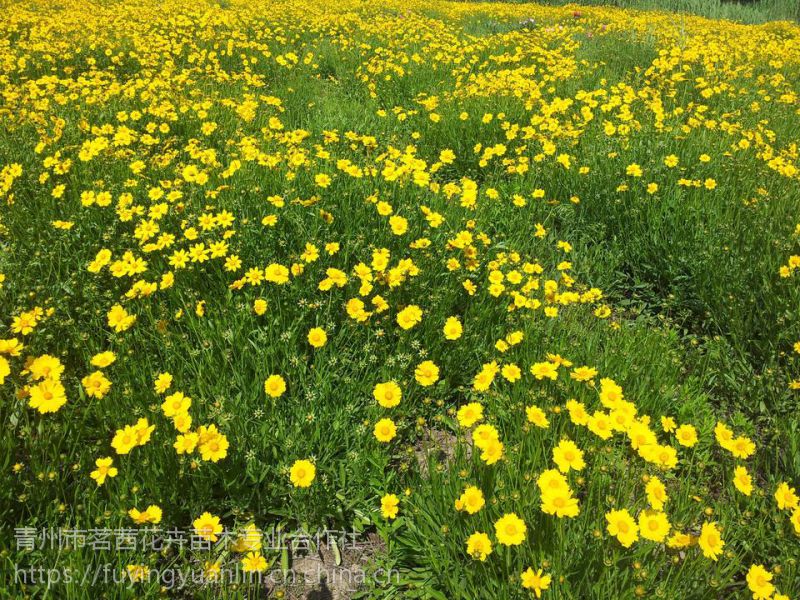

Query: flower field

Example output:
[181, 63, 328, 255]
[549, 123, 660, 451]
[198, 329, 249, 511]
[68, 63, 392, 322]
[1, 0, 800, 597]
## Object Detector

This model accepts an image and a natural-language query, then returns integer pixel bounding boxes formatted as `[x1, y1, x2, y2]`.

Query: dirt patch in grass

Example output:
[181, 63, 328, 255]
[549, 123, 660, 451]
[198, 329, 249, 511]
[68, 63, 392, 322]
[285, 532, 385, 599]
[414, 428, 470, 478]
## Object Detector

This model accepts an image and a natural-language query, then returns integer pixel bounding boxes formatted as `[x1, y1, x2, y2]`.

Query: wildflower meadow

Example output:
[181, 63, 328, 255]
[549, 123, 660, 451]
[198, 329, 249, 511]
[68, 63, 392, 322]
[1, 0, 799, 598]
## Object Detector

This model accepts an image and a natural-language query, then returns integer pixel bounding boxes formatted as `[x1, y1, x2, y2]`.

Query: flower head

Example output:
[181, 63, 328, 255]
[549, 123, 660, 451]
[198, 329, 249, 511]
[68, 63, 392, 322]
[264, 374, 287, 398]
[380, 494, 399, 519]
[193, 512, 223, 542]
[521, 568, 552, 598]
[289, 459, 316, 488]
[494, 513, 527, 546]
[698, 522, 724, 561]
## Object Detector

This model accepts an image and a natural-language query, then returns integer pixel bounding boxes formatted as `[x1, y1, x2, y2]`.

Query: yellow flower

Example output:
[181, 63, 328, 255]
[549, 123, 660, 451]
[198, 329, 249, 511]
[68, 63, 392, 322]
[639, 444, 678, 470]
[645, 477, 668, 510]
[314, 173, 332, 188]
[526, 405, 549, 428]
[133, 418, 155, 446]
[733, 466, 753, 496]
[466, 531, 492, 561]
[675, 424, 698, 447]
[154, 372, 172, 394]
[111, 425, 139, 455]
[570, 366, 597, 382]
[626, 163, 643, 177]
[82, 370, 112, 399]
[456, 403, 483, 428]
[107, 304, 136, 333]
[698, 522, 724, 561]
[28, 378, 68, 414]
[373, 381, 402, 408]
[241, 552, 267, 573]
[89, 457, 118, 486]
[90, 351, 116, 368]
[126, 565, 150, 583]
[264, 374, 287, 398]
[129, 505, 162, 525]
[714, 421, 734, 447]
[745, 564, 774, 600]
[162, 391, 191, 417]
[253, 299, 268, 315]
[199, 430, 229, 463]
[380, 494, 399, 519]
[606, 509, 638, 548]
[174, 433, 199, 454]
[473, 362, 498, 392]
[396, 305, 422, 330]
[472, 424, 499, 449]
[28, 355, 63, 380]
[0, 338, 23, 357]
[193, 512, 223, 542]
[661, 416, 677, 433]
[455, 486, 485, 515]
[479, 439, 503, 465]
[174, 413, 192, 433]
[638, 510, 670, 542]
[231, 523, 263, 553]
[530, 361, 558, 381]
[374, 418, 397, 443]
[414, 360, 439, 386]
[599, 378, 624, 408]
[307, 327, 327, 348]
[775, 482, 799, 511]
[587, 411, 613, 440]
[537, 469, 569, 497]
[289, 459, 316, 488]
[541, 489, 580, 518]
[494, 513, 526, 546]
[501, 363, 521, 382]
[565, 399, 589, 426]
[203, 561, 221, 581]
[667, 532, 693, 549]
[791, 508, 800, 535]
[443, 316, 463, 340]
[389, 215, 408, 235]
[552, 439, 584, 473]
[264, 263, 290, 284]
[609, 402, 636, 432]
[521, 568, 551, 598]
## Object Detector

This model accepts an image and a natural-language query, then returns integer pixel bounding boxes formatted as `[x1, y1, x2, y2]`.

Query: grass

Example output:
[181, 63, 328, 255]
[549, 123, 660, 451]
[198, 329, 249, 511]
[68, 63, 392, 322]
[0, 0, 799, 598]
[520, 0, 800, 23]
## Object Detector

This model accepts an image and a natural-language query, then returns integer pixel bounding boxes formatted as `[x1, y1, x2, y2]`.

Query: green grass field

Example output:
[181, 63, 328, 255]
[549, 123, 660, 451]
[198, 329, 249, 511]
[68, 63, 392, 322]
[1, 0, 799, 598]
[530, 0, 800, 23]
